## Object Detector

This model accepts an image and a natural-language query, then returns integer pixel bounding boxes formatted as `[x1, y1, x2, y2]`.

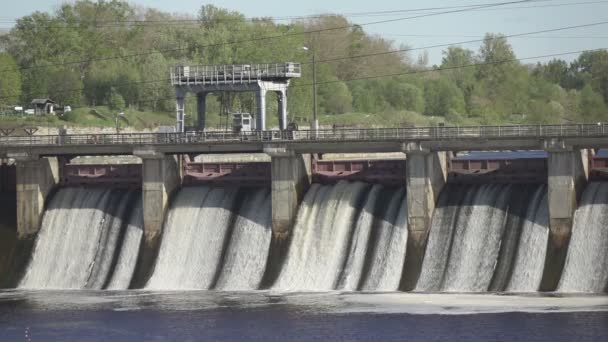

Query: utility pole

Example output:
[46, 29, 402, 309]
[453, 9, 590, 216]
[312, 51, 318, 132]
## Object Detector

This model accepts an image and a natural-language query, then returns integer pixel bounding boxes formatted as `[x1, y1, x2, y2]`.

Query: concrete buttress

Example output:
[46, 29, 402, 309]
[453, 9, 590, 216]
[133, 147, 180, 286]
[541, 140, 587, 291]
[264, 145, 310, 240]
[401, 143, 446, 290]
[10, 153, 59, 239]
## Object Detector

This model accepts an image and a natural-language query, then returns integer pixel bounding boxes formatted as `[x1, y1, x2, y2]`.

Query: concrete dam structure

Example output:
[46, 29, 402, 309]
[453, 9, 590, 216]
[1, 124, 608, 293]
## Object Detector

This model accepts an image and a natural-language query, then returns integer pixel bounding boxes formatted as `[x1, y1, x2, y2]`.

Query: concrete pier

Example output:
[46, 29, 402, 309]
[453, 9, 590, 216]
[133, 148, 180, 285]
[541, 141, 588, 291]
[401, 143, 447, 290]
[264, 145, 310, 240]
[9, 154, 59, 239]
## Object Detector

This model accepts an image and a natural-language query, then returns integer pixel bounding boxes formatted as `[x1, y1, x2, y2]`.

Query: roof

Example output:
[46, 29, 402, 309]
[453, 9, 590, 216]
[31, 98, 55, 105]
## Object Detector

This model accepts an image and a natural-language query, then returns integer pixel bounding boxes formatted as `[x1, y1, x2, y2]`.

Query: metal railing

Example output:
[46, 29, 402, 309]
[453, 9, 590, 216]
[1, 124, 607, 148]
[170, 62, 302, 86]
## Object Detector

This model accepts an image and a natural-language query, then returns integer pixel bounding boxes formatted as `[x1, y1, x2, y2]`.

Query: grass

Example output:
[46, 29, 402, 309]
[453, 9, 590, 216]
[0, 106, 176, 130]
[1, 106, 501, 131]
[317, 110, 447, 128]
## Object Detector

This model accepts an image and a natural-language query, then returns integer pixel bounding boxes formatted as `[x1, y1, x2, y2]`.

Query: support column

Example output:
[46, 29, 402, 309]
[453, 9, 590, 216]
[196, 92, 207, 131]
[10, 153, 59, 240]
[277, 90, 287, 130]
[133, 147, 180, 286]
[176, 89, 186, 133]
[401, 142, 446, 290]
[264, 145, 310, 240]
[256, 89, 267, 130]
[541, 140, 587, 291]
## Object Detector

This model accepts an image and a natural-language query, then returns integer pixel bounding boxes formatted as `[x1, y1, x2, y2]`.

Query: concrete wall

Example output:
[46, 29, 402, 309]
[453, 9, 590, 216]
[401, 143, 447, 290]
[13, 156, 59, 239]
[541, 147, 588, 291]
[264, 146, 310, 240]
[133, 148, 180, 286]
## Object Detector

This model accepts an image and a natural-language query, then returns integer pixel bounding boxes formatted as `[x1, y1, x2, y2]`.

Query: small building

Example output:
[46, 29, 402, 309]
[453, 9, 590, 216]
[31, 98, 56, 115]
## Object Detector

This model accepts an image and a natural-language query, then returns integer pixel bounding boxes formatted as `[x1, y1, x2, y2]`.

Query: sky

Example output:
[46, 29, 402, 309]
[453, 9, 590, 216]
[1, 0, 607, 65]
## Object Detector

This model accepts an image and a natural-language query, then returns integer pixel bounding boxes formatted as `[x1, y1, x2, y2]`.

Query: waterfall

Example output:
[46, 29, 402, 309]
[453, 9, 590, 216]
[19, 187, 142, 289]
[146, 186, 271, 290]
[274, 181, 408, 292]
[558, 182, 608, 293]
[415, 184, 549, 293]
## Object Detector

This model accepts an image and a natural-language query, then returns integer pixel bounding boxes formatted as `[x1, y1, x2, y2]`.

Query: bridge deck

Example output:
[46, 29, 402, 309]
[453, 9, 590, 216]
[1, 124, 608, 157]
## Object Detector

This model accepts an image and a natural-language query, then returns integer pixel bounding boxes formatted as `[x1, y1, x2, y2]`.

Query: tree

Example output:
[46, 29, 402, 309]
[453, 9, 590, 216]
[0, 53, 21, 106]
[424, 78, 465, 116]
[441, 46, 476, 111]
[108, 87, 125, 110]
[579, 85, 607, 122]
[476, 34, 517, 88]
[384, 81, 424, 113]
[575, 50, 608, 104]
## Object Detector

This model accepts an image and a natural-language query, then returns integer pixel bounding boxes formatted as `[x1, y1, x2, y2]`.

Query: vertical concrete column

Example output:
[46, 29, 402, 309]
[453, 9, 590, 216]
[401, 142, 446, 290]
[9, 153, 58, 239]
[175, 88, 186, 133]
[541, 140, 587, 291]
[276, 90, 288, 130]
[256, 89, 267, 130]
[263, 145, 310, 240]
[133, 147, 180, 285]
[196, 92, 208, 131]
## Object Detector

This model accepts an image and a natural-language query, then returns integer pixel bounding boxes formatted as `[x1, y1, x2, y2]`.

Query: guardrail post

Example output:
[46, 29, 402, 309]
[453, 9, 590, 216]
[401, 142, 447, 290]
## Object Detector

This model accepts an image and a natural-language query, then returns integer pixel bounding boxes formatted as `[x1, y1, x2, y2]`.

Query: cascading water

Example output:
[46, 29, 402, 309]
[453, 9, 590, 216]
[558, 182, 608, 293]
[273, 181, 408, 292]
[415, 183, 549, 293]
[146, 186, 271, 290]
[19, 187, 142, 289]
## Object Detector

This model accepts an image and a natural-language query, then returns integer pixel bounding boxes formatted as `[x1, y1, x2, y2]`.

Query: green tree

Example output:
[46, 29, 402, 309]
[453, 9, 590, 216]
[108, 87, 125, 110]
[579, 85, 607, 122]
[384, 81, 424, 112]
[0, 53, 21, 106]
[424, 78, 465, 116]
[476, 34, 517, 91]
[441, 46, 476, 112]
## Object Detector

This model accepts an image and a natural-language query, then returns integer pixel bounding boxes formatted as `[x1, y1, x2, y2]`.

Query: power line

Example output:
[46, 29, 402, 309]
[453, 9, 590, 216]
[293, 48, 607, 88]
[2, 20, 606, 101]
[0, 1, 564, 28]
[0, 0, 531, 74]
[379, 34, 608, 39]
[101, 48, 608, 113]
[305, 21, 608, 65]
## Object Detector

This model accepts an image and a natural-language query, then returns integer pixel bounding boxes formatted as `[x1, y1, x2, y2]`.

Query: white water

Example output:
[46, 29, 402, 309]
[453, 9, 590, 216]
[416, 184, 549, 293]
[106, 198, 144, 290]
[19, 187, 141, 289]
[215, 188, 272, 290]
[558, 182, 608, 293]
[505, 186, 549, 292]
[274, 181, 408, 291]
[146, 186, 272, 290]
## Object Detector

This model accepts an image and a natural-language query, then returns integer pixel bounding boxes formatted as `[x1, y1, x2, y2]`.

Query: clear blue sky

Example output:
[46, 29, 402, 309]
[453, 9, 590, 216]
[2, 0, 607, 64]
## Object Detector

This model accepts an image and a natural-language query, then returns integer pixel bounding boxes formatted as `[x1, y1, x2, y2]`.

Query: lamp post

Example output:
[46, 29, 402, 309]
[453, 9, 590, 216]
[302, 46, 319, 132]
[115, 112, 124, 133]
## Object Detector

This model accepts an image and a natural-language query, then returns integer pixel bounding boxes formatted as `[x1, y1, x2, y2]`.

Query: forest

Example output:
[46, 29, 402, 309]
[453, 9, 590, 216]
[0, 0, 607, 128]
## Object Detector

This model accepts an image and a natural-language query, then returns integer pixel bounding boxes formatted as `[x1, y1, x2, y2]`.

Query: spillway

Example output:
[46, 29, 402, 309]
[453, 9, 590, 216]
[558, 182, 608, 293]
[415, 183, 549, 293]
[273, 181, 407, 291]
[146, 186, 271, 290]
[19, 187, 142, 289]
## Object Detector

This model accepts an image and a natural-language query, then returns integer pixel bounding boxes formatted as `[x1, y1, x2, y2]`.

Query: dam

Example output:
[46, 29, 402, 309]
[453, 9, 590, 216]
[0, 124, 607, 292]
